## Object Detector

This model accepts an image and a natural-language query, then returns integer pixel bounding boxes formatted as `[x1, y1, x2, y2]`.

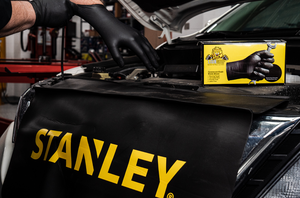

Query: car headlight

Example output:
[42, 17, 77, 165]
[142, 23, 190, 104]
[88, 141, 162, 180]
[263, 156, 300, 197]
[234, 114, 300, 197]
[12, 87, 35, 143]
[238, 116, 300, 180]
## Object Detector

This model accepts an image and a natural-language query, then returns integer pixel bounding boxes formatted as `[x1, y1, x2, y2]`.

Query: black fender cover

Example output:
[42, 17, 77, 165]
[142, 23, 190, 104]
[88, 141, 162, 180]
[2, 79, 253, 198]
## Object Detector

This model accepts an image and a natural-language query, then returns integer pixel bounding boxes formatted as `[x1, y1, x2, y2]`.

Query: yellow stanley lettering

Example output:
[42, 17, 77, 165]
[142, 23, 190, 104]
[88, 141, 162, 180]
[31, 129, 48, 160]
[93, 139, 104, 158]
[74, 136, 94, 175]
[156, 156, 186, 198]
[44, 130, 62, 161]
[31, 129, 186, 196]
[49, 132, 73, 169]
[122, 149, 154, 192]
[98, 144, 120, 184]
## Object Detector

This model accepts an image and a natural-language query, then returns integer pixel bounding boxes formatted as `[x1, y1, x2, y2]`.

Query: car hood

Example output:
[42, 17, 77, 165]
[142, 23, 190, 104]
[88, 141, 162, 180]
[118, 0, 259, 33]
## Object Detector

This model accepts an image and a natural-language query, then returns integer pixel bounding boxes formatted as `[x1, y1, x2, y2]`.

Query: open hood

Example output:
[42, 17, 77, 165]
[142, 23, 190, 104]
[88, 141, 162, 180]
[119, 0, 259, 34]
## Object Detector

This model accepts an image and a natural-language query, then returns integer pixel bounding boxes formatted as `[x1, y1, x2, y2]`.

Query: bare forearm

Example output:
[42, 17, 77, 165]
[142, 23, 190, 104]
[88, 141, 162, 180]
[0, 1, 35, 37]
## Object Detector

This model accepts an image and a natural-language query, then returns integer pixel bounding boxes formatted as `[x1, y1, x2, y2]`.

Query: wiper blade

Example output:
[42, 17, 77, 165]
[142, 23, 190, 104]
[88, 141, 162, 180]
[246, 28, 300, 37]
[195, 31, 245, 39]
[196, 29, 300, 39]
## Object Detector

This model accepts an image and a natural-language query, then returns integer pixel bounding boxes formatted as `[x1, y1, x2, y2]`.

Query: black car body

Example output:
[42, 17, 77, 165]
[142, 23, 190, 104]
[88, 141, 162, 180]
[1, 0, 300, 197]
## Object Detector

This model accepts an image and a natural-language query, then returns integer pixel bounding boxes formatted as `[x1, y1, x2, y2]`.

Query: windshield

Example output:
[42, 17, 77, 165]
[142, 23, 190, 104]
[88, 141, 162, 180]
[206, 0, 300, 33]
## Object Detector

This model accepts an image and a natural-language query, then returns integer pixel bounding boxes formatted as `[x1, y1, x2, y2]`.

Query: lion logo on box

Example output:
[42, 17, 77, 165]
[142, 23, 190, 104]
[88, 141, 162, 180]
[206, 47, 228, 60]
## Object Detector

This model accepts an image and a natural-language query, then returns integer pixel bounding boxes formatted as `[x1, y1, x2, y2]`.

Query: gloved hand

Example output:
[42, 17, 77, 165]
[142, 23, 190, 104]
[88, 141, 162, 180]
[226, 50, 274, 81]
[73, 4, 159, 71]
[29, 0, 75, 27]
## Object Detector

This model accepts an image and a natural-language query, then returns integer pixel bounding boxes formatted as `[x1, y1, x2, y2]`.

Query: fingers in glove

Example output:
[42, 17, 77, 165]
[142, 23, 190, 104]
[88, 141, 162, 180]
[138, 35, 160, 69]
[109, 45, 125, 68]
[257, 50, 274, 58]
[258, 62, 273, 69]
[141, 42, 159, 69]
[255, 67, 269, 74]
[130, 42, 156, 71]
[139, 53, 155, 72]
[142, 36, 160, 61]
[253, 71, 265, 80]
[261, 57, 274, 63]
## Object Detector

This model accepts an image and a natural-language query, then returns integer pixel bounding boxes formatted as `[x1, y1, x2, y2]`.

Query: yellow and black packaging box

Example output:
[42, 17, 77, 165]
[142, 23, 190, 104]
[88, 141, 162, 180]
[201, 40, 286, 85]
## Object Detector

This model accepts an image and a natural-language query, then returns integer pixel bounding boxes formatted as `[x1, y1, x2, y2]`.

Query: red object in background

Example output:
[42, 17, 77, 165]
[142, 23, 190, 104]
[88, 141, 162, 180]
[0, 59, 90, 83]
[27, 22, 80, 60]
[26, 27, 54, 59]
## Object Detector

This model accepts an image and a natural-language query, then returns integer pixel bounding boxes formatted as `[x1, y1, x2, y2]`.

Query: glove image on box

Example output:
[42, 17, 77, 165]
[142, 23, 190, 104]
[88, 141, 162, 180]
[226, 50, 274, 81]
[226, 50, 281, 82]
[203, 41, 285, 85]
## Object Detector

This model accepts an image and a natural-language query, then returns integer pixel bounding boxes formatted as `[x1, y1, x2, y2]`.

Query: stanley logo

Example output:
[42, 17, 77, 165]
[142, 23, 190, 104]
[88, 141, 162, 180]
[31, 128, 186, 198]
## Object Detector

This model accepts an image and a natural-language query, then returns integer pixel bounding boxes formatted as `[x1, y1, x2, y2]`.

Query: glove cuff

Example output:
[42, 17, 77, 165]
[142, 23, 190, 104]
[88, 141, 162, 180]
[29, 0, 75, 28]
[226, 61, 248, 80]
[29, 0, 43, 27]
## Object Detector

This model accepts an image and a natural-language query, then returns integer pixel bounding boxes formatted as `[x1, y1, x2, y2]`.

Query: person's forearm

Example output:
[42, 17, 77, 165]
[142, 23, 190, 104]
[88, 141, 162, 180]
[0, 0, 102, 38]
[0, 1, 36, 37]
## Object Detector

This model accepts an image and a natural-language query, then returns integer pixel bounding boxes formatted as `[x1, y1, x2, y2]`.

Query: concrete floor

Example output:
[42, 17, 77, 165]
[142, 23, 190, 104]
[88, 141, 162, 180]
[0, 104, 18, 120]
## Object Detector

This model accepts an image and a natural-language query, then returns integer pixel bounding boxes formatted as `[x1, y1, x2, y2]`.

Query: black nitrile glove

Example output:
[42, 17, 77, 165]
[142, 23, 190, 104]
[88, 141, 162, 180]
[73, 4, 159, 71]
[226, 50, 274, 81]
[29, 0, 74, 27]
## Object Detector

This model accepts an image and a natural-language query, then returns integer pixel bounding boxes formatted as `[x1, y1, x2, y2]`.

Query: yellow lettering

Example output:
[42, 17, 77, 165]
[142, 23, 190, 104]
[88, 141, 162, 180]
[49, 132, 73, 169]
[155, 156, 186, 198]
[93, 139, 104, 158]
[98, 144, 119, 184]
[44, 130, 62, 161]
[31, 129, 48, 160]
[74, 136, 94, 175]
[122, 149, 154, 192]
[32, 128, 185, 198]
